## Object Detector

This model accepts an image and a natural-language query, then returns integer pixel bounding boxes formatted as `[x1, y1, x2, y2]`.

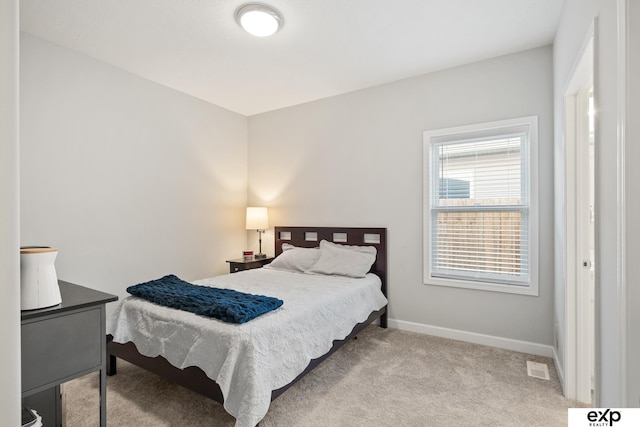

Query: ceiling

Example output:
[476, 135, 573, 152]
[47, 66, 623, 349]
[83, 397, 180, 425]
[19, 0, 564, 116]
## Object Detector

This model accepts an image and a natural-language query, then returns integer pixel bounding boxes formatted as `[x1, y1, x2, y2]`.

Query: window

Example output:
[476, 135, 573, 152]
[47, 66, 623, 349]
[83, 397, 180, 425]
[423, 116, 538, 295]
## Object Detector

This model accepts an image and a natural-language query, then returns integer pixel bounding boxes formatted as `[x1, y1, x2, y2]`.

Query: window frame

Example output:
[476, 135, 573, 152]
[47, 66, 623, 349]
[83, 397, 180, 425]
[423, 116, 539, 296]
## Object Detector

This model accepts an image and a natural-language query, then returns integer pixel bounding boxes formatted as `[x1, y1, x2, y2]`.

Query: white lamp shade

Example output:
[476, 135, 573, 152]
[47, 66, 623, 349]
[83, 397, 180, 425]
[246, 207, 269, 230]
[20, 247, 62, 310]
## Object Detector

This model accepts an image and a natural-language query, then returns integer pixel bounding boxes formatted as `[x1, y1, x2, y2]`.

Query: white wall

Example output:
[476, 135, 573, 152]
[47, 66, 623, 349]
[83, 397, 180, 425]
[554, 0, 640, 407]
[626, 0, 640, 407]
[20, 33, 249, 306]
[0, 2, 21, 425]
[248, 46, 554, 352]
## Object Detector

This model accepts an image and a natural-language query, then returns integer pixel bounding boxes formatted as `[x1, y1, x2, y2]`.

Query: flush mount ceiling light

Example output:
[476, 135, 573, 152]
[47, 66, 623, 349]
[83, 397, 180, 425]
[235, 3, 283, 37]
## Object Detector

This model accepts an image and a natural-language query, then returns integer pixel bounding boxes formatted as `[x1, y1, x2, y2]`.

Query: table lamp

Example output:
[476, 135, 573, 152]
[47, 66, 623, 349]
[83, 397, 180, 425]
[246, 207, 268, 259]
[20, 246, 62, 310]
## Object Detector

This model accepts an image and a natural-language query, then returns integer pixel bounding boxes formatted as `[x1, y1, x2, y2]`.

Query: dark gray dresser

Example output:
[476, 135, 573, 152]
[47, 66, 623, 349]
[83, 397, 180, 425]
[21, 281, 118, 427]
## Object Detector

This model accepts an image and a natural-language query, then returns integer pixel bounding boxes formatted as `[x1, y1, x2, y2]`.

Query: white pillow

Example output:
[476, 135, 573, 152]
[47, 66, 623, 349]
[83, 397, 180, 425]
[264, 243, 320, 273]
[306, 240, 377, 278]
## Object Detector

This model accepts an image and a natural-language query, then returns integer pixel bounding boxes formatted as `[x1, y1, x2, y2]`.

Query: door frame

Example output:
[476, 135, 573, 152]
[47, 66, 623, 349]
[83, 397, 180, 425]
[563, 22, 595, 403]
[616, 0, 630, 406]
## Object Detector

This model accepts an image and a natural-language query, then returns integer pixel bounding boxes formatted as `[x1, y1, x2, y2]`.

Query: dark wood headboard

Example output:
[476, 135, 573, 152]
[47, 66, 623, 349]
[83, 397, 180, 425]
[274, 226, 387, 296]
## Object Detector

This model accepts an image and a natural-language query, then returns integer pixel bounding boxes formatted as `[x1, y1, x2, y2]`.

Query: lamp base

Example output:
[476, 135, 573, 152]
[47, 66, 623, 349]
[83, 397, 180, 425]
[254, 253, 267, 259]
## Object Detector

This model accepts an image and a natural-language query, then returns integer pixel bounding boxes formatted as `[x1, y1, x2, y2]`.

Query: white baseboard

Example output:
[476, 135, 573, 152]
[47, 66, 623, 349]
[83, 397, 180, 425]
[553, 347, 566, 394]
[388, 318, 554, 357]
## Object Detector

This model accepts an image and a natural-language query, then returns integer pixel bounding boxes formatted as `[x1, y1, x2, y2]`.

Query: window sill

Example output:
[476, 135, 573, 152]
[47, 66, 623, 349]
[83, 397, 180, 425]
[424, 275, 539, 296]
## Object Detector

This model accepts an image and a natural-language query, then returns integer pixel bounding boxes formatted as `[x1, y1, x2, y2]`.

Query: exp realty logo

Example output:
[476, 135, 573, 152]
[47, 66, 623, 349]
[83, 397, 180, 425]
[568, 408, 640, 427]
[586, 409, 621, 426]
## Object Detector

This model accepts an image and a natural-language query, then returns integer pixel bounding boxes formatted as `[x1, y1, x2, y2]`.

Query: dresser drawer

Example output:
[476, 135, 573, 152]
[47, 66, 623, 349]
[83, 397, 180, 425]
[22, 307, 102, 393]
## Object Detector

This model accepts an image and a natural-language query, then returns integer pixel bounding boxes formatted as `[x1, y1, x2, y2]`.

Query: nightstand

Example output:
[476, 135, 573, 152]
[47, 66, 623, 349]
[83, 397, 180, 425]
[21, 281, 118, 427]
[226, 257, 274, 273]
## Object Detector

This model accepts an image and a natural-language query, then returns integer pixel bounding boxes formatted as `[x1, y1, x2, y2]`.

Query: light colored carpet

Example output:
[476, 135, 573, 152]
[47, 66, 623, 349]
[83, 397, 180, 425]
[64, 326, 586, 426]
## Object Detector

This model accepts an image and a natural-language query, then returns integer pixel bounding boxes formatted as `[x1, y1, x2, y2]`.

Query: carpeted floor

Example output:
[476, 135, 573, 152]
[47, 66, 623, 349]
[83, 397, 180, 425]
[64, 326, 587, 426]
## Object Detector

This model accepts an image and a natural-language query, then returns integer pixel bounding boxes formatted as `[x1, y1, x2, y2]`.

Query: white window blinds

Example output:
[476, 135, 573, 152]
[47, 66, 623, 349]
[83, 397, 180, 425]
[424, 116, 538, 294]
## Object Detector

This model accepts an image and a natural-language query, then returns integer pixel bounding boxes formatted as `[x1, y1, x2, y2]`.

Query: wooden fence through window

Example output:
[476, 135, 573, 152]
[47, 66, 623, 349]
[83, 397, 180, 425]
[435, 198, 522, 276]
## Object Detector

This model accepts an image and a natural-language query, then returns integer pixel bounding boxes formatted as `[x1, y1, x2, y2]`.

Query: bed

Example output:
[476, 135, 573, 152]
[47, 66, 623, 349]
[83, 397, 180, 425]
[106, 226, 388, 427]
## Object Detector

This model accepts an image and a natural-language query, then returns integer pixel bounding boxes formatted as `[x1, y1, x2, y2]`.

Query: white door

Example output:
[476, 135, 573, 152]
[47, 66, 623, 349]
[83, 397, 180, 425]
[575, 87, 595, 403]
[563, 28, 595, 404]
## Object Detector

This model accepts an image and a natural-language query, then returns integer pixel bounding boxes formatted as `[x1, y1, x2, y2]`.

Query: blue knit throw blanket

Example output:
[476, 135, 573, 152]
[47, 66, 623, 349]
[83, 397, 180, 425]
[127, 274, 284, 324]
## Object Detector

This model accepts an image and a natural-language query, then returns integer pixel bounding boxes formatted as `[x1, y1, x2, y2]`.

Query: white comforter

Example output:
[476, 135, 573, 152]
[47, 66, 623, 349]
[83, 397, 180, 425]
[107, 268, 388, 427]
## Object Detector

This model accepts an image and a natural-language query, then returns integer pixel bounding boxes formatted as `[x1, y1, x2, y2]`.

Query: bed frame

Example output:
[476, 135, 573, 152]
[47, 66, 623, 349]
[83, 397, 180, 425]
[106, 226, 387, 418]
